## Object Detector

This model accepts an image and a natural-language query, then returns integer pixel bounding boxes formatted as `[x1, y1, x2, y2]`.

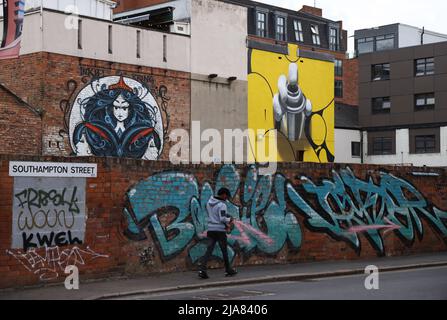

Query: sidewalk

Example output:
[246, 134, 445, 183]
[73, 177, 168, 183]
[1, 252, 446, 300]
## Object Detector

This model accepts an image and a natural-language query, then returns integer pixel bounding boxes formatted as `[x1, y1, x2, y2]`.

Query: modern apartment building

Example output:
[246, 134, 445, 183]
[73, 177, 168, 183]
[358, 41, 447, 166]
[355, 23, 447, 56]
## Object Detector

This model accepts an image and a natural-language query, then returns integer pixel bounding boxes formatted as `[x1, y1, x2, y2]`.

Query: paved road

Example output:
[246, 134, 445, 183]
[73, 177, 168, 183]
[125, 266, 447, 300]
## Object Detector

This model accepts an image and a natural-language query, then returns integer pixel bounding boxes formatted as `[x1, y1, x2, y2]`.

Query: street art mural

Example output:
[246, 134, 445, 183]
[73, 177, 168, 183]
[12, 177, 87, 251]
[248, 43, 335, 163]
[66, 76, 166, 160]
[287, 168, 447, 255]
[124, 165, 447, 265]
[124, 165, 302, 264]
[0, 0, 25, 59]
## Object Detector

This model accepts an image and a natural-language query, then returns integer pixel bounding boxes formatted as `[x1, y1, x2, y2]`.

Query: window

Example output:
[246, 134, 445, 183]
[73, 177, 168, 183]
[335, 80, 343, 98]
[256, 12, 267, 37]
[376, 34, 395, 51]
[415, 93, 435, 111]
[357, 37, 374, 54]
[372, 97, 391, 114]
[335, 59, 343, 77]
[329, 28, 338, 51]
[351, 142, 361, 157]
[276, 16, 286, 41]
[372, 137, 393, 155]
[77, 19, 83, 50]
[415, 135, 436, 154]
[410, 128, 440, 154]
[415, 57, 434, 76]
[372, 63, 390, 81]
[163, 35, 167, 62]
[294, 20, 303, 42]
[108, 25, 113, 54]
[311, 24, 320, 45]
[136, 30, 141, 58]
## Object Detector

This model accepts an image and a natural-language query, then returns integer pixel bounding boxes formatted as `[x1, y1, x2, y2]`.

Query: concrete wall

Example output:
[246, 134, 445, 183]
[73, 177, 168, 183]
[1, 155, 446, 289]
[363, 127, 447, 167]
[399, 24, 447, 48]
[11, 10, 191, 73]
[190, 0, 247, 80]
[187, 0, 248, 162]
[335, 128, 362, 164]
[191, 75, 248, 162]
[20, 0, 115, 20]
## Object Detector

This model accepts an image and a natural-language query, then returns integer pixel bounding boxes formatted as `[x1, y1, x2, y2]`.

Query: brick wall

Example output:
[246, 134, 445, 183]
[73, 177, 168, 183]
[0, 154, 446, 289]
[341, 58, 359, 106]
[299, 5, 323, 17]
[0, 52, 191, 161]
[0, 87, 42, 155]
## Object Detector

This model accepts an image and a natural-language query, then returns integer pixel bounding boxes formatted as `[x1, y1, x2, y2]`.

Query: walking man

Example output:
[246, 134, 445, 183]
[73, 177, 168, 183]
[198, 188, 238, 279]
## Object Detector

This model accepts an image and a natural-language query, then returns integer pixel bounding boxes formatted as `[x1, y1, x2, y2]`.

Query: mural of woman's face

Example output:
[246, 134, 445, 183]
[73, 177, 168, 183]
[113, 94, 130, 122]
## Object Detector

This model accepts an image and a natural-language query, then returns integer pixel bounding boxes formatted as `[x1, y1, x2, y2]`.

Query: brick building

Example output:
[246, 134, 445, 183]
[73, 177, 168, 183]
[0, 2, 191, 161]
[0, 0, 362, 164]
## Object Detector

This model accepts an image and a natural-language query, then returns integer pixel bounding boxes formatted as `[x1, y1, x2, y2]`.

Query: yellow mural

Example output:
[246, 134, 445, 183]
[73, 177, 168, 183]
[248, 43, 334, 163]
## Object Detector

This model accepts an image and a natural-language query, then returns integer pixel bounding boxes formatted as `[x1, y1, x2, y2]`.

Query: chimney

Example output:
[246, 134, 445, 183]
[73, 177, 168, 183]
[299, 5, 322, 17]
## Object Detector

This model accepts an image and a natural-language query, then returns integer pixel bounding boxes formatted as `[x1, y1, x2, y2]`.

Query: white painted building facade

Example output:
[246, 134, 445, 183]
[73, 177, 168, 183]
[363, 127, 447, 167]
[334, 128, 362, 164]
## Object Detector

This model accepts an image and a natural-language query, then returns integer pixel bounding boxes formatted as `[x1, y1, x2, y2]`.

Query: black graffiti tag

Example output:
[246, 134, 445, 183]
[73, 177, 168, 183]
[15, 187, 80, 230]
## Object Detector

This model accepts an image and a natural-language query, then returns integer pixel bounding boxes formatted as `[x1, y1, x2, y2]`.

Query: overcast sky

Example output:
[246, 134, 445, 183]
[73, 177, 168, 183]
[255, 0, 447, 52]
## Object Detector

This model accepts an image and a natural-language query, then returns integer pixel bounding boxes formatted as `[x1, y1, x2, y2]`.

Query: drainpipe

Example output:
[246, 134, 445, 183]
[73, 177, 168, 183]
[360, 129, 364, 164]
[421, 26, 425, 45]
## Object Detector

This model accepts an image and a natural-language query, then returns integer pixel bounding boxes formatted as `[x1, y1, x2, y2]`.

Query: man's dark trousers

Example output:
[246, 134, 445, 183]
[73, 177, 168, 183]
[199, 231, 231, 272]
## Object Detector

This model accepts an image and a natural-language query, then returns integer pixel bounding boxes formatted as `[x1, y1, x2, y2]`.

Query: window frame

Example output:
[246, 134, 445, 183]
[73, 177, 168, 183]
[375, 34, 395, 51]
[351, 141, 361, 157]
[335, 80, 343, 98]
[275, 15, 286, 41]
[329, 27, 339, 51]
[293, 20, 304, 42]
[310, 24, 320, 46]
[335, 59, 343, 77]
[371, 63, 390, 81]
[415, 93, 435, 111]
[372, 97, 391, 114]
[414, 135, 437, 154]
[415, 57, 435, 77]
[256, 11, 268, 38]
[357, 37, 374, 54]
[372, 137, 393, 155]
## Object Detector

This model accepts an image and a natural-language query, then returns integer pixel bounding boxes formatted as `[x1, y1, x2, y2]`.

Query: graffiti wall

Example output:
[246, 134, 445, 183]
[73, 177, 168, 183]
[124, 164, 447, 266]
[248, 43, 335, 163]
[0, 155, 446, 289]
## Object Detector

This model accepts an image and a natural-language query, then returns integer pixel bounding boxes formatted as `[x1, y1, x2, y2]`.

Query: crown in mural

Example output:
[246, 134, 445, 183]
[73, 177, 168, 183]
[109, 76, 133, 92]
